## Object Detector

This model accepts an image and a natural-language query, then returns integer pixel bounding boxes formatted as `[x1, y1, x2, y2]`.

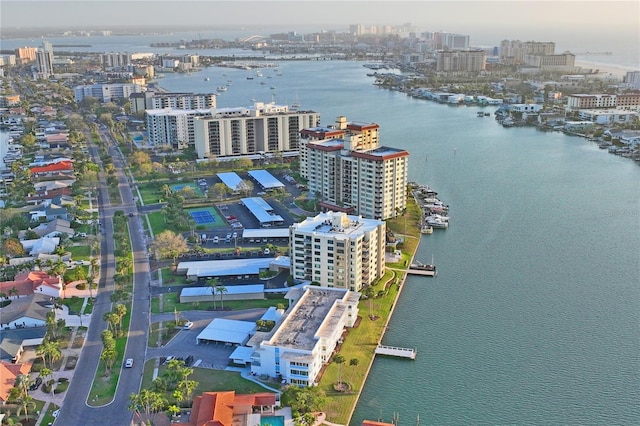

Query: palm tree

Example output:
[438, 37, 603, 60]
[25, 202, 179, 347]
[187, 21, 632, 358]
[207, 278, 219, 310]
[334, 354, 345, 386]
[114, 303, 127, 331]
[215, 284, 228, 310]
[39, 367, 54, 395]
[8, 286, 19, 299]
[37, 340, 62, 369]
[349, 358, 360, 384]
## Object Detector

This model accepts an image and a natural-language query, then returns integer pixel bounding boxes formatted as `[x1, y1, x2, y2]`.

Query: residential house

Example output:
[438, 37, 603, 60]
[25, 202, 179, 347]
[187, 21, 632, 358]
[0, 294, 52, 330]
[0, 328, 46, 363]
[0, 361, 32, 403]
[173, 391, 277, 426]
[19, 218, 75, 240]
[0, 271, 63, 298]
[20, 237, 60, 255]
[29, 204, 72, 222]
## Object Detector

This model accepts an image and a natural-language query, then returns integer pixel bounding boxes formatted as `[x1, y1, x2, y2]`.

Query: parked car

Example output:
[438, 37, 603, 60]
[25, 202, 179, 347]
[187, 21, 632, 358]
[183, 321, 194, 330]
[125, 358, 134, 368]
[213, 236, 219, 244]
[29, 377, 42, 391]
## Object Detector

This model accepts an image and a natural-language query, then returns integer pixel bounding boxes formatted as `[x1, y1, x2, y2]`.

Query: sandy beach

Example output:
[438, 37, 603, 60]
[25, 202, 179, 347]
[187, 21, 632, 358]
[575, 59, 637, 78]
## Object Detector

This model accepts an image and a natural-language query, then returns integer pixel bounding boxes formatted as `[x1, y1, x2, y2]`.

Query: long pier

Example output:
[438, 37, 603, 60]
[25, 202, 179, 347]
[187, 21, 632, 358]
[375, 345, 417, 360]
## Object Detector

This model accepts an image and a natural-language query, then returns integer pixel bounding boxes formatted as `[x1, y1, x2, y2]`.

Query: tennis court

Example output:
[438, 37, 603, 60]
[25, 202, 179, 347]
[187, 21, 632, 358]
[171, 183, 205, 197]
[186, 207, 225, 227]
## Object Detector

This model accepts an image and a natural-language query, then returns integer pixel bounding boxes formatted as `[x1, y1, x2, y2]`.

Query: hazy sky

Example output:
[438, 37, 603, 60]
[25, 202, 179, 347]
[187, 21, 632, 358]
[2, 0, 638, 36]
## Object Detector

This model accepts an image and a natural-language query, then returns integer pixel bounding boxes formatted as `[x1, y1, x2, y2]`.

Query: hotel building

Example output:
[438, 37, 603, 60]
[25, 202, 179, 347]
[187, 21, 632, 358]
[289, 211, 386, 290]
[564, 94, 640, 112]
[35, 49, 54, 79]
[193, 102, 320, 160]
[500, 40, 556, 64]
[300, 117, 408, 220]
[249, 286, 360, 386]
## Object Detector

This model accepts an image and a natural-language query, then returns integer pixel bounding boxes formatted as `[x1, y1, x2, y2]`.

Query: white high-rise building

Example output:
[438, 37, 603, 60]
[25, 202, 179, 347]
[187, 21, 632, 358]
[300, 116, 409, 220]
[146, 108, 213, 149]
[129, 91, 217, 114]
[194, 102, 320, 160]
[35, 48, 54, 79]
[73, 83, 143, 103]
[289, 211, 386, 290]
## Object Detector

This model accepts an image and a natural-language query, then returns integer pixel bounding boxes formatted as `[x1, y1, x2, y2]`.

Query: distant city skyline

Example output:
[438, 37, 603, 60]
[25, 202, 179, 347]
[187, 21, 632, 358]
[2, 1, 638, 39]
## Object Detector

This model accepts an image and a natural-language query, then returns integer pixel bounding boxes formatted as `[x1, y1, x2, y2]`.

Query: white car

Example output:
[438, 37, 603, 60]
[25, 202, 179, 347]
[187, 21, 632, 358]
[183, 321, 194, 329]
[52, 409, 60, 418]
[125, 358, 134, 368]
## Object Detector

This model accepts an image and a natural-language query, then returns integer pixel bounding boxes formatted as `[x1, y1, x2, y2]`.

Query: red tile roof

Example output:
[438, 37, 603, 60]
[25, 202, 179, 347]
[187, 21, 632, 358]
[0, 361, 32, 402]
[30, 161, 74, 174]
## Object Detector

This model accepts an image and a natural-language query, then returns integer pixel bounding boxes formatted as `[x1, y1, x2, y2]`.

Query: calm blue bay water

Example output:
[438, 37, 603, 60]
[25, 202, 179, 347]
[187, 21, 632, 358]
[159, 61, 640, 425]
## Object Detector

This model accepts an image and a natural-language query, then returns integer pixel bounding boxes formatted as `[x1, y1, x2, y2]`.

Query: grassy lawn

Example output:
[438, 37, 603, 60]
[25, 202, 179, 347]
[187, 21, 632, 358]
[60, 296, 85, 315]
[141, 365, 269, 397]
[151, 292, 285, 314]
[67, 245, 91, 258]
[149, 320, 181, 348]
[161, 267, 191, 286]
[147, 211, 168, 237]
[40, 402, 60, 426]
[319, 272, 402, 424]
[63, 265, 89, 283]
[137, 181, 164, 205]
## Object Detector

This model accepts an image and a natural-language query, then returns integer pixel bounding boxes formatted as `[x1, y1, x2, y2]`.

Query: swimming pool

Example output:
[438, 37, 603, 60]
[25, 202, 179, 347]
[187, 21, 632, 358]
[260, 416, 284, 426]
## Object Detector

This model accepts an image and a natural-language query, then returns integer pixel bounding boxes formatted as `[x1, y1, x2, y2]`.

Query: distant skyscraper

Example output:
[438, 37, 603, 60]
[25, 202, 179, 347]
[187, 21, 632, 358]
[35, 48, 54, 78]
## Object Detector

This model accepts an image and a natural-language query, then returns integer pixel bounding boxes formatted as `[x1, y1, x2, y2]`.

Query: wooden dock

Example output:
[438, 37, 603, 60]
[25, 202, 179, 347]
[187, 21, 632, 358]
[375, 345, 417, 360]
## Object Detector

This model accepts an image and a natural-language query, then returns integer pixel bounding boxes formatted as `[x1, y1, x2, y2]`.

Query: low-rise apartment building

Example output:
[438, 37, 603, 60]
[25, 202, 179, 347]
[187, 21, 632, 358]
[249, 286, 360, 386]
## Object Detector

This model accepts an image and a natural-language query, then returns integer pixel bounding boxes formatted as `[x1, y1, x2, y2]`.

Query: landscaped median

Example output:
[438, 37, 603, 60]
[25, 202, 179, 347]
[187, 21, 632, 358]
[87, 210, 135, 406]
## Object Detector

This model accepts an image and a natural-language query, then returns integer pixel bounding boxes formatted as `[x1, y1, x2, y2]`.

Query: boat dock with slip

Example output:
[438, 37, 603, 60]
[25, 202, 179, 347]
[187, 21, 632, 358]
[407, 259, 437, 277]
[375, 345, 417, 360]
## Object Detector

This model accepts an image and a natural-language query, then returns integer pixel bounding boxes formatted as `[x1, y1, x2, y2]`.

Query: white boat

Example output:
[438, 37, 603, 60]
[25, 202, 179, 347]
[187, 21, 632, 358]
[425, 215, 449, 228]
[421, 225, 433, 234]
[408, 256, 437, 277]
[204, 77, 210, 81]
[217, 86, 227, 92]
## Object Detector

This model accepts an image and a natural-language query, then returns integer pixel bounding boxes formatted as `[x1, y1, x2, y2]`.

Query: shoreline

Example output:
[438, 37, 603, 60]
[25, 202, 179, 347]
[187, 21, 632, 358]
[574, 59, 637, 78]
[345, 218, 423, 424]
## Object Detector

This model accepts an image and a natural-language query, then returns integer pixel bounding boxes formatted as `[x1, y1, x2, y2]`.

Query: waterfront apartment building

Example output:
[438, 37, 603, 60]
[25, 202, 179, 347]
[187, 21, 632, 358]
[565, 94, 640, 112]
[624, 71, 640, 90]
[146, 108, 213, 149]
[300, 117, 408, 220]
[422, 32, 470, 50]
[73, 83, 143, 103]
[288, 211, 386, 290]
[100, 52, 132, 69]
[249, 286, 360, 386]
[193, 102, 320, 160]
[436, 49, 486, 72]
[130, 91, 217, 114]
[500, 40, 556, 64]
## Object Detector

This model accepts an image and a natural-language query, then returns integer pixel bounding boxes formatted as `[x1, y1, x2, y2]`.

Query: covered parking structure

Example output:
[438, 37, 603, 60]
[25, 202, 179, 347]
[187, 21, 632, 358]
[216, 172, 244, 193]
[196, 318, 256, 346]
[179, 284, 265, 303]
[176, 258, 275, 281]
[239, 197, 284, 227]
[247, 169, 285, 191]
[241, 228, 290, 242]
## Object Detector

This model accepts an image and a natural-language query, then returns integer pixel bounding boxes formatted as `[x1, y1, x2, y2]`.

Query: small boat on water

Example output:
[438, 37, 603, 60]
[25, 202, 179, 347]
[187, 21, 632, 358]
[217, 86, 227, 92]
[425, 215, 449, 228]
[421, 224, 433, 234]
[408, 256, 437, 277]
[204, 77, 210, 81]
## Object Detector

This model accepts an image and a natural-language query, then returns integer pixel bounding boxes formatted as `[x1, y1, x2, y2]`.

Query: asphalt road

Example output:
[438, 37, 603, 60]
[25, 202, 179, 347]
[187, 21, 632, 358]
[56, 130, 150, 425]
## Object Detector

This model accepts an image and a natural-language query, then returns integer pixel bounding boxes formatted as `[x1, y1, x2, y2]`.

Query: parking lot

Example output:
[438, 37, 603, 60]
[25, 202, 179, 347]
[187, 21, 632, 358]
[146, 309, 267, 368]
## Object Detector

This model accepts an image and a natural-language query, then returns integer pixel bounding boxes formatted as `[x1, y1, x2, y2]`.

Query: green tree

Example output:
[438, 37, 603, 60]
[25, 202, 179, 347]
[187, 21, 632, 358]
[36, 340, 62, 369]
[154, 230, 189, 265]
[207, 278, 220, 310]
[128, 389, 167, 425]
[280, 386, 326, 418]
[215, 284, 228, 310]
